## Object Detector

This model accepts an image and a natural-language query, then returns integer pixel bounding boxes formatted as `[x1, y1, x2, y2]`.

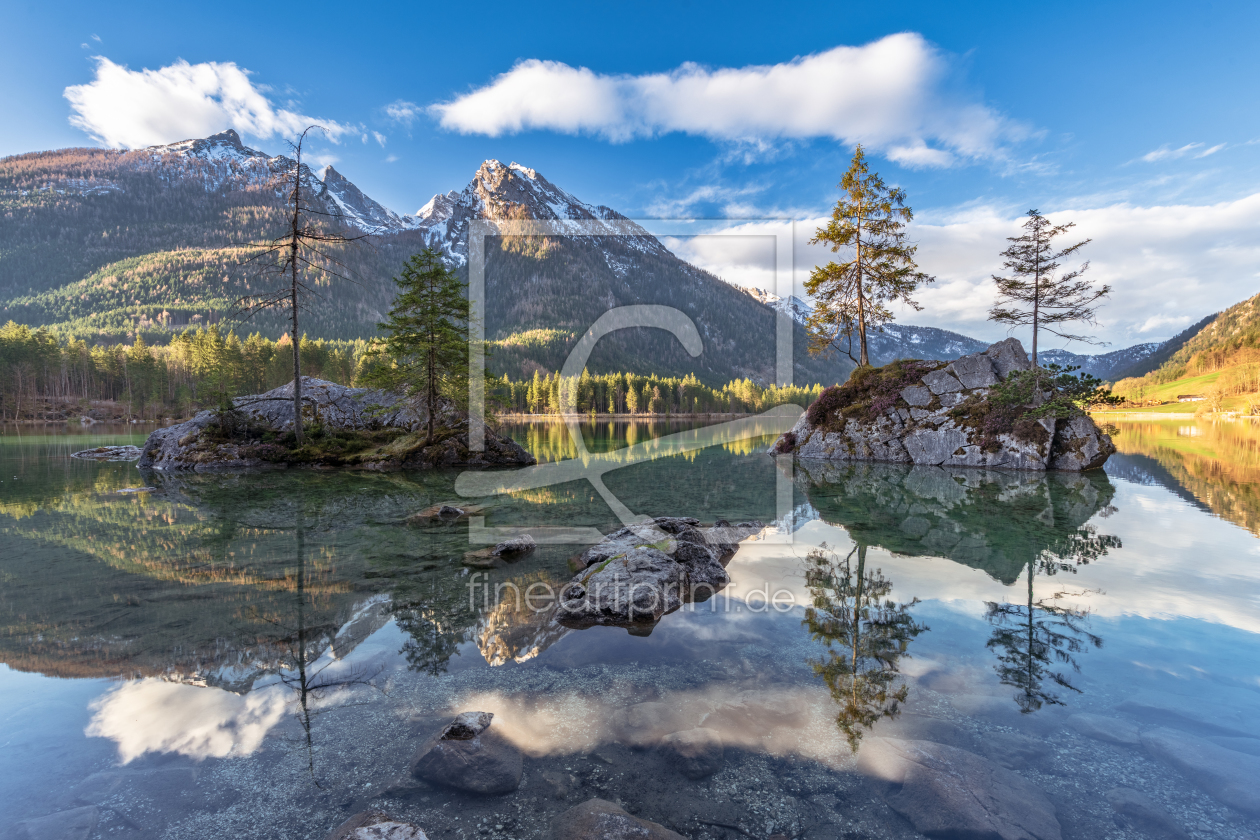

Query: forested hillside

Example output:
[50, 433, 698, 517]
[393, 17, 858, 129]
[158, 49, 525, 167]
[1112, 293, 1260, 408]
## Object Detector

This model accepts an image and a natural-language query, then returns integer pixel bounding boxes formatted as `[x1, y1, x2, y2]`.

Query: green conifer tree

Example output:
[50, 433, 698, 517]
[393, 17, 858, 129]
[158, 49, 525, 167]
[360, 248, 471, 444]
[805, 146, 934, 367]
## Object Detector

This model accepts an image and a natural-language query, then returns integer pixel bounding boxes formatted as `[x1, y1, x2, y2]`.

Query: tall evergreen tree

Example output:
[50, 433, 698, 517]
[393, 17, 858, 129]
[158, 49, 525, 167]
[360, 247, 471, 444]
[989, 210, 1110, 368]
[805, 146, 934, 367]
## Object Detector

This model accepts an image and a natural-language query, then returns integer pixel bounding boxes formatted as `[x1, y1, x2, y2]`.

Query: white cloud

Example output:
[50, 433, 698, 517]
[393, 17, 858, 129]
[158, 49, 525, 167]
[372, 131, 387, 147]
[1140, 142, 1227, 163]
[669, 194, 1260, 348]
[64, 57, 354, 149]
[385, 99, 421, 126]
[430, 34, 1023, 166]
[85, 680, 288, 763]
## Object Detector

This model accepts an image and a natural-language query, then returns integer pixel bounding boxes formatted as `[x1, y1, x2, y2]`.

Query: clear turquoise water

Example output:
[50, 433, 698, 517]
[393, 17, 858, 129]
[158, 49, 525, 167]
[1, 420, 1258, 839]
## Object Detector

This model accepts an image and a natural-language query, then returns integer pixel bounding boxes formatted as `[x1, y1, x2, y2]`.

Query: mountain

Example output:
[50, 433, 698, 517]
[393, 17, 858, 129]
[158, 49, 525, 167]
[744, 286, 1157, 378]
[0, 130, 1169, 386]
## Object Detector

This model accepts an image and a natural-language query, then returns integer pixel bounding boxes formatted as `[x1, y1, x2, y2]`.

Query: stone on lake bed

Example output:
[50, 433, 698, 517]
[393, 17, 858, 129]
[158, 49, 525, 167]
[857, 738, 1062, 840]
[8, 807, 99, 840]
[660, 727, 724, 779]
[1067, 712, 1141, 745]
[462, 535, 536, 567]
[410, 711, 522, 794]
[326, 810, 428, 840]
[1118, 687, 1260, 739]
[1104, 788, 1189, 840]
[551, 799, 685, 840]
[1140, 726, 1260, 815]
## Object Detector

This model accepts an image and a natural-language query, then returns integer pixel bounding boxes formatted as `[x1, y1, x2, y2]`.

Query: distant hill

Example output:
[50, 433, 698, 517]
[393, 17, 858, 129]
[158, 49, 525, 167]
[745, 287, 1159, 379]
[1113, 293, 1260, 388]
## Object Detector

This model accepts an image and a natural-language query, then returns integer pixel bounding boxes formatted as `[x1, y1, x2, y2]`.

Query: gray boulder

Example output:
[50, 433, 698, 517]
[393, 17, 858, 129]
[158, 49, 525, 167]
[138, 377, 535, 471]
[556, 517, 761, 631]
[857, 738, 1062, 840]
[660, 727, 724, 779]
[551, 799, 685, 840]
[409, 711, 523, 795]
[778, 339, 1114, 472]
[1140, 726, 1260, 815]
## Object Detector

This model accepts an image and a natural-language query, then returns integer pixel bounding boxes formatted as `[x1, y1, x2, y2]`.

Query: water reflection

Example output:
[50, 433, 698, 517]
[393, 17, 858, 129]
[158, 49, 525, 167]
[794, 461, 1118, 584]
[803, 543, 927, 749]
[1108, 418, 1260, 536]
[794, 461, 1121, 713]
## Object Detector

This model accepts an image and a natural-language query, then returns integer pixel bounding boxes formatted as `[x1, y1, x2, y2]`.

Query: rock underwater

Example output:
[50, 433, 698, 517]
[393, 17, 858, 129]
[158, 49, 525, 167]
[773, 338, 1115, 471]
[137, 377, 535, 471]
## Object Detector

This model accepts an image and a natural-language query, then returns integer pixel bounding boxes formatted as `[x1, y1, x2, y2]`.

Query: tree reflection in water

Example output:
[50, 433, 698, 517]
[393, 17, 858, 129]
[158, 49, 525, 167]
[803, 542, 928, 750]
[984, 523, 1120, 713]
[260, 516, 384, 784]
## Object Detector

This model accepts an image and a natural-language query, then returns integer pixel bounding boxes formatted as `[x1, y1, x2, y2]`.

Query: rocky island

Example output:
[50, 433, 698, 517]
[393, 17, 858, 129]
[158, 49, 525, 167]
[138, 377, 535, 471]
[773, 338, 1115, 471]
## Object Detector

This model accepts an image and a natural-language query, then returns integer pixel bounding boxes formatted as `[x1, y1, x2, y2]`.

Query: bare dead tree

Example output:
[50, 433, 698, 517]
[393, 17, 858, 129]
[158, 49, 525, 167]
[234, 125, 372, 444]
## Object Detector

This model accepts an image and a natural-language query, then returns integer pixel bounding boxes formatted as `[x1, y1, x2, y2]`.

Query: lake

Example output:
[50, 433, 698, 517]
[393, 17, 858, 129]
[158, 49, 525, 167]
[1, 417, 1258, 840]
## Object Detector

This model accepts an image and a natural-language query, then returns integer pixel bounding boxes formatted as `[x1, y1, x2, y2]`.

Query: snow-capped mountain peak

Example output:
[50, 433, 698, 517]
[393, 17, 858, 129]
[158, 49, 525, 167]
[742, 287, 813, 324]
[151, 129, 268, 164]
[409, 158, 665, 265]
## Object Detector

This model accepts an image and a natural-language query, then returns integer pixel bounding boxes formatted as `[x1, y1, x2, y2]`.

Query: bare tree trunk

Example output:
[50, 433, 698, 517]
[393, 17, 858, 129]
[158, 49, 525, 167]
[290, 154, 304, 445]
[856, 203, 868, 367]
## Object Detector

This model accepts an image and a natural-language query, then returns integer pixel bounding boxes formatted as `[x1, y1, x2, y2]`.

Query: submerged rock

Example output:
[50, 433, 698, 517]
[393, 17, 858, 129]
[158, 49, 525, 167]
[774, 339, 1114, 471]
[555, 517, 761, 631]
[1104, 788, 1189, 840]
[69, 445, 142, 462]
[138, 377, 535, 472]
[409, 711, 523, 795]
[660, 727, 724, 779]
[326, 810, 428, 840]
[8, 806, 99, 840]
[1066, 712, 1142, 745]
[857, 737, 1062, 840]
[1140, 726, 1260, 815]
[462, 534, 537, 567]
[551, 799, 685, 840]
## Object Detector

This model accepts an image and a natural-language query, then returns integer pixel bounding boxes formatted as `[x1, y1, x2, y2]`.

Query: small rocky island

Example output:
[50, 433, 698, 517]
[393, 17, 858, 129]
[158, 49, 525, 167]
[138, 377, 535, 471]
[773, 339, 1115, 471]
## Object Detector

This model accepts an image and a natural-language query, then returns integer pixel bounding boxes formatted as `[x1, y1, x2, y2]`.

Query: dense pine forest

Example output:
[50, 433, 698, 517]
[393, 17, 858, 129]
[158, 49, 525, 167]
[0, 320, 826, 422]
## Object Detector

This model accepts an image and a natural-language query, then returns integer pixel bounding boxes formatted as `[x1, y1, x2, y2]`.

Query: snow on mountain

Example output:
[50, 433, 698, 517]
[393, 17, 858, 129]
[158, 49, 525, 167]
[1038, 343, 1160, 379]
[142, 129, 421, 233]
[742, 287, 813, 324]
[321, 165, 420, 232]
[411, 159, 666, 265]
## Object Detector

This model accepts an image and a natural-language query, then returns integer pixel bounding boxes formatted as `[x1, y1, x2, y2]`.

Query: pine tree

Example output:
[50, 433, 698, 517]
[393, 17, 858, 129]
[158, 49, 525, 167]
[805, 146, 933, 366]
[360, 247, 471, 443]
[989, 210, 1110, 368]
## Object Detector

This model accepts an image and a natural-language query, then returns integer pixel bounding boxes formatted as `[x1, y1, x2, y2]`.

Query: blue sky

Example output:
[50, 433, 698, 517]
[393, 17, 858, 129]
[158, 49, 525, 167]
[3, 0, 1259, 348]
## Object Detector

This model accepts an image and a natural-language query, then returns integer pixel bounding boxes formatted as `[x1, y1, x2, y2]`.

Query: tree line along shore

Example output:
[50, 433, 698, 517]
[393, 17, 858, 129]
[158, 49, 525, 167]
[0, 320, 825, 424]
